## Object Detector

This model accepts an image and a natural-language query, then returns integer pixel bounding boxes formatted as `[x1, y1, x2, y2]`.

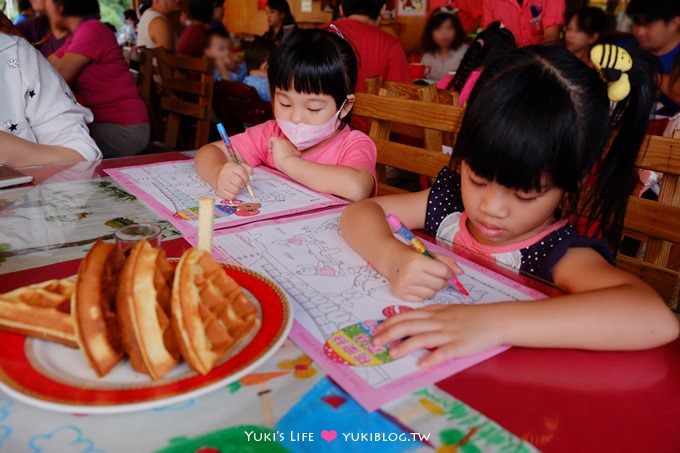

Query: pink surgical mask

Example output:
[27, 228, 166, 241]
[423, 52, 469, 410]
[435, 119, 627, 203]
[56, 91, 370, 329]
[276, 99, 348, 150]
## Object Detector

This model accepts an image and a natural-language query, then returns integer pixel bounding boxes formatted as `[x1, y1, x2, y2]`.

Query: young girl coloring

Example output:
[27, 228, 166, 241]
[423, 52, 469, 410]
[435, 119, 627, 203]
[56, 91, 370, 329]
[341, 45, 679, 366]
[420, 6, 469, 82]
[196, 28, 376, 202]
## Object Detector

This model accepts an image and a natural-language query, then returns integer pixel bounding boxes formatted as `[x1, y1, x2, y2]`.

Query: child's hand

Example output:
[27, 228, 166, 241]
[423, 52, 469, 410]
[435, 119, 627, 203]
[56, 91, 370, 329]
[388, 248, 461, 302]
[269, 137, 301, 172]
[214, 161, 253, 200]
[372, 304, 503, 367]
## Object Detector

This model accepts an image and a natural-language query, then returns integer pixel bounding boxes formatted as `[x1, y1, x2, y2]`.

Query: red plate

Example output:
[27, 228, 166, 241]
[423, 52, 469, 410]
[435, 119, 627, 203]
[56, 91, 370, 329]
[0, 264, 292, 414]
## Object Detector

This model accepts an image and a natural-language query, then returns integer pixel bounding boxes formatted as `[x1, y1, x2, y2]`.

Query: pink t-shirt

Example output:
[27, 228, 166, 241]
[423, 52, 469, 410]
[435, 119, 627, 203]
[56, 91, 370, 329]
[482, 0, 565, 47]
[55, 19, 148, 125]
[231, 120, 377, 192]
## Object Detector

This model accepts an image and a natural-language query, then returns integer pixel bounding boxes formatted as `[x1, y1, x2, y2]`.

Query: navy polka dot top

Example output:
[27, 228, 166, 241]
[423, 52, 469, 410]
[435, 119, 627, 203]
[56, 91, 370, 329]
[425, 167, 613, 283]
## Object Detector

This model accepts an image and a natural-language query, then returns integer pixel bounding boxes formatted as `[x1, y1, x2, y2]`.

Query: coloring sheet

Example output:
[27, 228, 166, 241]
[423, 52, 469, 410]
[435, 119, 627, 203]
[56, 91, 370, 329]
[210, 208, 547, 411]
[105, 160, 345, 236]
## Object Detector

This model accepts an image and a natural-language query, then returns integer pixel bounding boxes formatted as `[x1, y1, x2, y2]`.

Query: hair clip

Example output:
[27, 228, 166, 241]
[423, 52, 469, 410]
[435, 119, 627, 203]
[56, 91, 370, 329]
[328, 24, 345, 40]
[438, 6, 459, 15]
[590, 44, 633, 102]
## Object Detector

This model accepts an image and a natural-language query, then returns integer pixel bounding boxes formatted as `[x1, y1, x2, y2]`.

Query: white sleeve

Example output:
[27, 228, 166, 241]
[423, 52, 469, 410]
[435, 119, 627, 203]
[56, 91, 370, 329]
[17, 37, 102, 161]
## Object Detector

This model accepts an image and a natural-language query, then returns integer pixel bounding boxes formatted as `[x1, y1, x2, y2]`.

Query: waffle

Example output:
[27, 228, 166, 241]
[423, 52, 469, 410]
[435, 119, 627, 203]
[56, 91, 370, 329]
[171, 248, 258, 375]
[72, 240, 126, 377]
[117, 240, 180, 380]
[0, 278, 78, 348]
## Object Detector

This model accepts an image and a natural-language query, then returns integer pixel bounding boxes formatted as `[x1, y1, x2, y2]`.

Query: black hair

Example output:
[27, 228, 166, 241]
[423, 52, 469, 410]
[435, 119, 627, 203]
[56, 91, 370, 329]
[188, 0, 214, 24]
[123, 9, 138, 23]
[264, 0, 297, 45]
[340, 0, 385, 21]
[51, 0, 100, 18]
[268, 28, 358, 124]
[19, 0, 32, 11]
[213, 0, 224, 7]
[266, 0, 295, 25]
[447, 21, 515, 92]
[453, 45, 657, 248]
[205, 26, 230, 47]
[422, 6, 466, 54]
[569, 7, 606, 36]
[139, 1, 151, 16]
[245, 37, 273, 71]
[627, 0, 680, 25]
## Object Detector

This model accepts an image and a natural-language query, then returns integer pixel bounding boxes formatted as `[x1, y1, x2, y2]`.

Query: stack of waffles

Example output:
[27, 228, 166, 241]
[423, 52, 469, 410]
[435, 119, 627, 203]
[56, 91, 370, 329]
[0, 240, 259, 380]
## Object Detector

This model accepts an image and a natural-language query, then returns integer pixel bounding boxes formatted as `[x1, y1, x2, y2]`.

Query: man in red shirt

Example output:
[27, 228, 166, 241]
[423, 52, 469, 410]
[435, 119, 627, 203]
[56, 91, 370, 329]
[329, 0, 411, 94]
[482, 0, 564, 47]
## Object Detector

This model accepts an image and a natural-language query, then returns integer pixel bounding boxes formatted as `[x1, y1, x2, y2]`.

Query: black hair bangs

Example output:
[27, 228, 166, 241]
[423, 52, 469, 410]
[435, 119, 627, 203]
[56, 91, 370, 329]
[454, 55, 584, 194]
[268, 29, 358, 111]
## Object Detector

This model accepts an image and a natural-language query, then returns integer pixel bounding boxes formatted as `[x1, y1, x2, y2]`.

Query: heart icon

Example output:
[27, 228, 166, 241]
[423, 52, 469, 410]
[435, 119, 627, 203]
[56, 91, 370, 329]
[321, 430, 337, 442]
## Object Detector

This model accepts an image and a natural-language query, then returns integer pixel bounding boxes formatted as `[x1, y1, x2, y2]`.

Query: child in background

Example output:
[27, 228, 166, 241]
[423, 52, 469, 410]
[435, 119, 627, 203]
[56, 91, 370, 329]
[340, 45, 679, 366]
[420, 6, 468, 82]
[438, 21, 515, 104]
[565, 7, 606, 66]
[196, 29, 376, 202]
[116, 9, 139, 46]
[205, 28, 247, 81]
[243, 37, 273, 102]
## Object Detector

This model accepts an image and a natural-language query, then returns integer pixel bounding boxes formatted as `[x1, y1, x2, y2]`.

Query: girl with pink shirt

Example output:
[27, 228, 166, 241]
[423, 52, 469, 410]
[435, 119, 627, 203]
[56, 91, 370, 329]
[46, 0, 149, 158]
[196, 28, 377, 201]
[340, 45, 678, 366]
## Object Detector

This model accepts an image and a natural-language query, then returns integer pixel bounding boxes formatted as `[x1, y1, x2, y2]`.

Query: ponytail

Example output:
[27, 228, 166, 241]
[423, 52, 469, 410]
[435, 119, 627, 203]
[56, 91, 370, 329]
[446, 21, 515, 92]
[580, 47, 659, 248]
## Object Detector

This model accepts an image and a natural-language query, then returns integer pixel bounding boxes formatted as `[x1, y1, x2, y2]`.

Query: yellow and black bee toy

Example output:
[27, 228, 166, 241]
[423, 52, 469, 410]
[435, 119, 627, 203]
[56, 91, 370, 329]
[590, 44, 633, 102]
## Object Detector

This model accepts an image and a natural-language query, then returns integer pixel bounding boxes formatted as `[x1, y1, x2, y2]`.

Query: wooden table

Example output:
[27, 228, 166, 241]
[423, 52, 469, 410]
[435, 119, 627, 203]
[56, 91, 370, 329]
[1, 153, 678, 452]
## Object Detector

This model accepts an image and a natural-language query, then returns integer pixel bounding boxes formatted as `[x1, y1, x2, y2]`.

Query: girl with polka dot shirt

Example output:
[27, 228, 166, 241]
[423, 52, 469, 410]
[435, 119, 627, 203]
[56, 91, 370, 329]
[340, 46, 679, 366]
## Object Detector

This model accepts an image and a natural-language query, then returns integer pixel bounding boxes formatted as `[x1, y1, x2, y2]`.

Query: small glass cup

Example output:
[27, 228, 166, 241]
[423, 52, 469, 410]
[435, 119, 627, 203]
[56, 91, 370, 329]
[114, 223, 162, 252]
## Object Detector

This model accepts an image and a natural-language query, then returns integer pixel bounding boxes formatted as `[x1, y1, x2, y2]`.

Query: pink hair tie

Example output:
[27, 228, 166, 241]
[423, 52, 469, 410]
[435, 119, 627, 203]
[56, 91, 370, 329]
[328, 24, 345, 40]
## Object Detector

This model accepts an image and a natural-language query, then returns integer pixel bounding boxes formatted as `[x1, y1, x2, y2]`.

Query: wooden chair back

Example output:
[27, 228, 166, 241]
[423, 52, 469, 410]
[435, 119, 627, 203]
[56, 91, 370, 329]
[135, 47, 161, 139]
[353, 92, 465, 195]
[364, 77, 460, 150]
[153, 48, 214, 150]
[618, 131, 680, 308]
[212, 80, 273, 136]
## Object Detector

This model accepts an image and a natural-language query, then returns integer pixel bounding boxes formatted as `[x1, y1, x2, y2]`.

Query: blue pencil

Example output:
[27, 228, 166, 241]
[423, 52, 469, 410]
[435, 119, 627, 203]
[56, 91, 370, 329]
[216, 123, 256, 200]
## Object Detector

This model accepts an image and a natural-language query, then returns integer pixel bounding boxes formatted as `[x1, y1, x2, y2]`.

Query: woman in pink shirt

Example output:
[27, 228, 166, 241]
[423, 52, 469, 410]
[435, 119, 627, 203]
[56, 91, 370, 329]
[46, 0, 149, 157]
[196, 29, 377, 202]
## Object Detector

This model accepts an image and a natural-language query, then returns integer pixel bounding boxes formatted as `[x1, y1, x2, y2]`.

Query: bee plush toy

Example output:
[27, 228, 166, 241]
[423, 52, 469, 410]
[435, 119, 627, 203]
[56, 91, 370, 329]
[590, 44, 633, 102]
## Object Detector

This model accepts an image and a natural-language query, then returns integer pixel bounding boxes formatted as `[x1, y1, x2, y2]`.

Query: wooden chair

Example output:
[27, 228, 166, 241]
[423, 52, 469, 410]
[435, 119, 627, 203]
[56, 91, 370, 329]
[135, 47, 162, 141]
[618, 132, 680, 309]
[353, 92, 465, 195]
[151, 48, 215, 150]
[212, 80, 273, 136]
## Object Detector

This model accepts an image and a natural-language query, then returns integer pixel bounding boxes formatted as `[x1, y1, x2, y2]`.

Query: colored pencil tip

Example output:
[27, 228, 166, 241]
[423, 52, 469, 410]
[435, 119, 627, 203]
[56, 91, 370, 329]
[452, 278, 469, 296]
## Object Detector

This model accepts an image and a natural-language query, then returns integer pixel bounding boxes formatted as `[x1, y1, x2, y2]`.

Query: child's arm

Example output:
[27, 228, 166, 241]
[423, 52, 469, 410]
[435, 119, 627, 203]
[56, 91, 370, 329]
[195, 141, 253, 200]
[270, 137, 373, 201]
[340, 193, 461, 301]
[374, 247, 680, 366]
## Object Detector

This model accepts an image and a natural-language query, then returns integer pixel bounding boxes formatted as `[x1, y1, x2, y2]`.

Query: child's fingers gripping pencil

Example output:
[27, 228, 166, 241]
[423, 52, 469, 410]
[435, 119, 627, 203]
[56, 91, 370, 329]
[386, 214, 469, 296]
[216, 123, 257, 201]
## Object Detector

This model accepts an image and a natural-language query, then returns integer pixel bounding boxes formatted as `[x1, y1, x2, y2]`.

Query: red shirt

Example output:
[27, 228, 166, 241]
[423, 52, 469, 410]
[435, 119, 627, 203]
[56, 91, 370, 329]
[328, 18, 411, 93]
[55, 19, 148, 125]
[482, 0, 565, 47]
[177, 23, 207, 58]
